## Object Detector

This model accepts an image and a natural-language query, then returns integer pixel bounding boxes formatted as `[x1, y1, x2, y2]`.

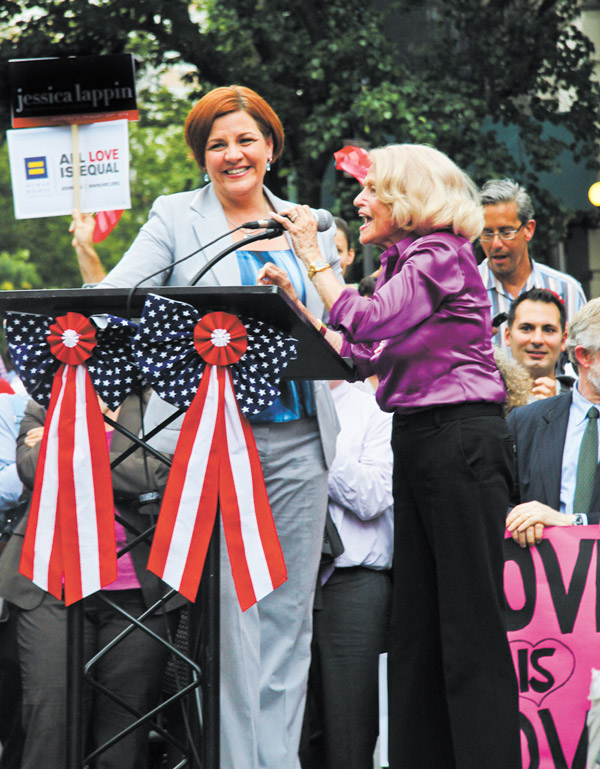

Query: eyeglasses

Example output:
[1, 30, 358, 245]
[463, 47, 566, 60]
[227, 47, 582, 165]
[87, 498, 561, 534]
[480, 224, 525, 242]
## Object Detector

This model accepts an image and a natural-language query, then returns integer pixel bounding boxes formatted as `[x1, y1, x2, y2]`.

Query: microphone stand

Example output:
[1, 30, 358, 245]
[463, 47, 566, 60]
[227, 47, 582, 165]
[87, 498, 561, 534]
[188, 228, 282, 286]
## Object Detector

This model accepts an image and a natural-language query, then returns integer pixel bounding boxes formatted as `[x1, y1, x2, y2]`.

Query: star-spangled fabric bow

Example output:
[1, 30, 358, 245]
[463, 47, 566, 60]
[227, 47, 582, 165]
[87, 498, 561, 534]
[5, 311, 140, 411]
[133, 293, 296, 417]
[4, 310, 140, 605]
[135, 293, 295, 609]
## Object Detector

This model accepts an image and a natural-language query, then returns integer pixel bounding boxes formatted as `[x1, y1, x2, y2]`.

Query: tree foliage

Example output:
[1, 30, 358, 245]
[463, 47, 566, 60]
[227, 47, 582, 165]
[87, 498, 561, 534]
[0, 0, 598, 284]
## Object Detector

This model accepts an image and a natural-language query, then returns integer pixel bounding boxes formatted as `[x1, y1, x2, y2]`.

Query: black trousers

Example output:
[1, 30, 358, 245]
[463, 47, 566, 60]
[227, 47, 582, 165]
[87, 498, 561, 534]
[0, 603, 24, 769]
[389, 404, 520, 769]
[302, 566, 392, 769]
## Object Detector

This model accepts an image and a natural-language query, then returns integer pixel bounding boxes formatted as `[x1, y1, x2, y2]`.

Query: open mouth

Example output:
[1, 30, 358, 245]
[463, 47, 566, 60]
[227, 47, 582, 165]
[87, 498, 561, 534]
[359, 214, 372, 229]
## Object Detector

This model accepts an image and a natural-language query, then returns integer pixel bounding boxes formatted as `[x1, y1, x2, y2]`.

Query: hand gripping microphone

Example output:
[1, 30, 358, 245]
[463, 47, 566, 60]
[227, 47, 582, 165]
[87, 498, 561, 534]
[242, 209, 334, 232]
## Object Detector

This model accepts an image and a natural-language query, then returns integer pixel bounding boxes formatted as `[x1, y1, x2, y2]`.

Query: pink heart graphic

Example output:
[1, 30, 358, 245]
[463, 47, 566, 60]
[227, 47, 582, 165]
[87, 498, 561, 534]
[510, 638, 575, 707]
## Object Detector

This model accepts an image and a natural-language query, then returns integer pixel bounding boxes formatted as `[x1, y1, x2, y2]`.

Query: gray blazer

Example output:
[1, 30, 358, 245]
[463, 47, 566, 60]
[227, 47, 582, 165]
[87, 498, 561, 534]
[100, 184, 342, 466]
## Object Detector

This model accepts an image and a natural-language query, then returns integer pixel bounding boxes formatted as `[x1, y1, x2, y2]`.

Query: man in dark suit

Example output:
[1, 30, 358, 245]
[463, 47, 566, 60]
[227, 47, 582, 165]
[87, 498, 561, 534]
[506, 298, 600, 548]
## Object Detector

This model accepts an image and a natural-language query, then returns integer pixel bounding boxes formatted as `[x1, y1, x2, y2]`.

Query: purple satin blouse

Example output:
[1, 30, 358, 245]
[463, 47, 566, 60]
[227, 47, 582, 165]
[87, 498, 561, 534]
[328, 231, 506, 413]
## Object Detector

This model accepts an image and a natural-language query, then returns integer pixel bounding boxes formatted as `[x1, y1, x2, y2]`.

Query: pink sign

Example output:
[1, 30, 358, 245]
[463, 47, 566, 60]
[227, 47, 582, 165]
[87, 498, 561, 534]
[504, 527, 600, 768]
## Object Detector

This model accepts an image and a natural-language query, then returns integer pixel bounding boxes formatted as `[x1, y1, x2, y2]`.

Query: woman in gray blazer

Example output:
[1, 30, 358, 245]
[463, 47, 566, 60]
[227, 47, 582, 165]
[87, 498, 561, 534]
[72, 85, 342, 769]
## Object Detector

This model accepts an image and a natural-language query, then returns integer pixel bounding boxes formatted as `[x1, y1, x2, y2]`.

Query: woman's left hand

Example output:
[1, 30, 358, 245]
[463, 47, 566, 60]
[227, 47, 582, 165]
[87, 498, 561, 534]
[269, 206, 322, 269]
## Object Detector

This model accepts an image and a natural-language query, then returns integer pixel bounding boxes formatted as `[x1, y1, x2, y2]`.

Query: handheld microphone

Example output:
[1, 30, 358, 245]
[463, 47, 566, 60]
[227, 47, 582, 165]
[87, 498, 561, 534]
[125, 221, 276, 314]
[242, 209, 334, 232]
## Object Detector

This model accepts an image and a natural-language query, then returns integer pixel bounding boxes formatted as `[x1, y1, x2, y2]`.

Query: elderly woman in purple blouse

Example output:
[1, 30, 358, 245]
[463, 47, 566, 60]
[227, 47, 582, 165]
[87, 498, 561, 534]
[258, 144, 520, 769]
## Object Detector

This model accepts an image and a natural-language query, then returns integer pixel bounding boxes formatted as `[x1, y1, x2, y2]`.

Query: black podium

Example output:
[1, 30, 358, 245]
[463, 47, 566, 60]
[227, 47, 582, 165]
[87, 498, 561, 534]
[0, 285, 353, 769]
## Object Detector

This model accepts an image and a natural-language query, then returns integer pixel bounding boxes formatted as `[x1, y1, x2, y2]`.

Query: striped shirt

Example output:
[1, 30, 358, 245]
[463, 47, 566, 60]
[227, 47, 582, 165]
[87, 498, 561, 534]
[478, 257, 587, 352]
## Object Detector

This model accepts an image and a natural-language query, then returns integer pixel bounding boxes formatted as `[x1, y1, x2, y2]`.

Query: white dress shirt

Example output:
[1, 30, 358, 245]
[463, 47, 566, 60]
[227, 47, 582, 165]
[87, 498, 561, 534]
[327, 382, 394, 571]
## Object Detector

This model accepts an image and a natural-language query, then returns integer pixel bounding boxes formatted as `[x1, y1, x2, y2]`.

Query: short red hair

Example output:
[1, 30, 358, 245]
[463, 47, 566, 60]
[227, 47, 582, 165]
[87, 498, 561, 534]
[185, 85, 285, 169]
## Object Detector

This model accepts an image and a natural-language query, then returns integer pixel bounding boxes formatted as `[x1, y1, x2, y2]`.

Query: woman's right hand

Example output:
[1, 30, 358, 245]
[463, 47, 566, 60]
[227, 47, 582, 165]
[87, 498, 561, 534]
[256, 262, 301, 306]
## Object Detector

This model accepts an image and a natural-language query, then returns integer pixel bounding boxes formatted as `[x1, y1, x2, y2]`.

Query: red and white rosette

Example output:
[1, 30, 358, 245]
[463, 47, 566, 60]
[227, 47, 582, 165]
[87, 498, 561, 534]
[19, 312, 117, 605]
[147, 311, 287, 610]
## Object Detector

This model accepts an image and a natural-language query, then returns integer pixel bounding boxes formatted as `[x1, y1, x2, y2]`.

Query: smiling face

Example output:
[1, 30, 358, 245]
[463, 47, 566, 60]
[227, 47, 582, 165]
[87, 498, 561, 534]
[204, 110, 273, 207]
[480, 201, 536, 285]
[505, 299, 567, 379]
[353, 177, 407, 250]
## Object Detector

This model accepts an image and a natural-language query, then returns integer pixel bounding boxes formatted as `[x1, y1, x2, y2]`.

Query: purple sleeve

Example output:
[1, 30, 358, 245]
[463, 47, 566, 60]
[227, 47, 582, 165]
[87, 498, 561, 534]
[329, 239, 464, 344]
[338, 336, 376, 380]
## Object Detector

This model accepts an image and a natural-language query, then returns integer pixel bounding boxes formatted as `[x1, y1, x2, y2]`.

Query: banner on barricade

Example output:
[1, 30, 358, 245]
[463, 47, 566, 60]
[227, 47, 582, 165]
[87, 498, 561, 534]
[504, 528, 600, 769]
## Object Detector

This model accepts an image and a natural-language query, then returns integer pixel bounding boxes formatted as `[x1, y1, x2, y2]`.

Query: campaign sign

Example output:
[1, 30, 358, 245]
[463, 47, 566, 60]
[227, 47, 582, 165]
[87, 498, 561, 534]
[504, 528, 600, 769]
[7, 121, 131, 218]
[9, 54, 138, 128]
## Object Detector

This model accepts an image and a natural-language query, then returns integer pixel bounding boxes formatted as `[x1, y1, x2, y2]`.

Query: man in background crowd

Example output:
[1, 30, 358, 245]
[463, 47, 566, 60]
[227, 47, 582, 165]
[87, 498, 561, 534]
[504, 288, 573, 400]
[478, 178, 586, 351]
[506, 298, 600, 547]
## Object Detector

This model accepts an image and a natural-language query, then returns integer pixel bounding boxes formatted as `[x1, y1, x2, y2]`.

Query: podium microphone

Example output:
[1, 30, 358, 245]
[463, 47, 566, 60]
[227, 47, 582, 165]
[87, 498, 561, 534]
[242, 209, 333, 232]
[188, 228, 282, 286]
[125, 223, 249, 315]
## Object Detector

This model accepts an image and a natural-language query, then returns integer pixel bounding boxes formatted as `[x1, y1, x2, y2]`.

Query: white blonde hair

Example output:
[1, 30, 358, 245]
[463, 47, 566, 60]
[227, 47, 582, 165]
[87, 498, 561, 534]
[566, 297, 600, 370]
[367, 144, 484, 242]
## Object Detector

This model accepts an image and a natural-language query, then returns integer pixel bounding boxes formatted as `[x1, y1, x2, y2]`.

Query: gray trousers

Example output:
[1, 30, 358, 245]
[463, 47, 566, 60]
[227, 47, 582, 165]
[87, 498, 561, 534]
[17, 590, 173, 769]
[219, 417, 328, 769]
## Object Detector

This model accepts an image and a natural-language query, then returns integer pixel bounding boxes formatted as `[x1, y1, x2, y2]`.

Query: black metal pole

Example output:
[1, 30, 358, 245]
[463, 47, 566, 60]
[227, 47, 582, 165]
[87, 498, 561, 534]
[66, 601, 85, 769]
[199, 520, 220, 769]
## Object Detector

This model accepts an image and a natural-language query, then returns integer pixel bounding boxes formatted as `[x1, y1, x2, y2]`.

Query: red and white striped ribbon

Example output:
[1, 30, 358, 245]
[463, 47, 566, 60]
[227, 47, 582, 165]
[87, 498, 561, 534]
[147, 364, 287, 610]
[19, 364, 117, 605]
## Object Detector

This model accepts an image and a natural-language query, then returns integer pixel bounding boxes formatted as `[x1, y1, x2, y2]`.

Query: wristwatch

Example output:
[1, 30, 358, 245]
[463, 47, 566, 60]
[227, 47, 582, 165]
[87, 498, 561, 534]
[573, 514, 586, 525]
[307, 260, 331, 280]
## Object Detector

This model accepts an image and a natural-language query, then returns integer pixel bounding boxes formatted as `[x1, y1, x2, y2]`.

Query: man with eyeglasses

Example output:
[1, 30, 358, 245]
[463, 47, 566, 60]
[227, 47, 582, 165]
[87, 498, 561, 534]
[478, 179, 586, 354]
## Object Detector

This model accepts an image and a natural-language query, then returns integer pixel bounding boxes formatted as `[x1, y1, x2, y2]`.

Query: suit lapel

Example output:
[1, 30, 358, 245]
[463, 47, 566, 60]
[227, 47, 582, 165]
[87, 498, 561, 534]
[535, 395, 571, 508]
[188, 186, 242, 287]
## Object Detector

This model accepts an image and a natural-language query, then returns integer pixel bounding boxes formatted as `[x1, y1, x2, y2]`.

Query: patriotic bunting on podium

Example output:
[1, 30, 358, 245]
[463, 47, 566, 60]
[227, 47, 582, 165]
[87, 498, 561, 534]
[135, 293, 295, 609]
[5, 311, 140, 605]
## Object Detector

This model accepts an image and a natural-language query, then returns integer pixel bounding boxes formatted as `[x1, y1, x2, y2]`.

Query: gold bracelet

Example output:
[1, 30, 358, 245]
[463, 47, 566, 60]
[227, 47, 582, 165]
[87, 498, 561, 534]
[307, 260, 332, 280]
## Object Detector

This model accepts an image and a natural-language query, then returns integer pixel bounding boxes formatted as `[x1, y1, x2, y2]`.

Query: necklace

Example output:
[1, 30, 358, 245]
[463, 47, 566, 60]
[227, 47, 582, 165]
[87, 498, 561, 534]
[225, 215, 256, 234]
[224, 206, 271, 233]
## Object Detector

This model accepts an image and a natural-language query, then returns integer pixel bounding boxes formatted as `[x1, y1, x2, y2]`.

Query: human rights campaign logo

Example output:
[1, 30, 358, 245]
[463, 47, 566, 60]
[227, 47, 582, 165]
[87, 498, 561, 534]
[24, 157, 48, 180]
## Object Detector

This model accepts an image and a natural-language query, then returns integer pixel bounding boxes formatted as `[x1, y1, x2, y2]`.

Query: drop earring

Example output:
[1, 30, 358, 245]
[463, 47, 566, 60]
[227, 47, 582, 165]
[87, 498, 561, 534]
[204, 173, 210, 183]
[266, 159, 272, 172]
